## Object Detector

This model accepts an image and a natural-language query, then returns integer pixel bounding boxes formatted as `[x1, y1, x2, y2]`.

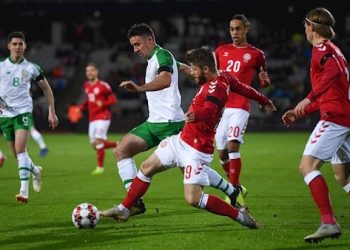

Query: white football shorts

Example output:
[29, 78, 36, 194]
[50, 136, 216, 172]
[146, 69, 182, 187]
[88, 119, 111, 143]
[155, 133, 213, 186]
[331, 139, 350, 164]
[303, 120, 350, 162]
[215, 108, 250, 150]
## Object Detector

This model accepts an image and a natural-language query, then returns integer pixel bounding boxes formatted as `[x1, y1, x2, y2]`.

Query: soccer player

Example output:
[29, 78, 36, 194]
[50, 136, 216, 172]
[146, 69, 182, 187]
[113, 23, 187, 214]
[114, 23, 242, 216]
[79, 63, 117, 175]
[101, 47, 276, 227]
[30, 126, 49, 157]
[0, 31, 58, 203]
[214, 14, 271, 205]
[282, 7, 349, 243]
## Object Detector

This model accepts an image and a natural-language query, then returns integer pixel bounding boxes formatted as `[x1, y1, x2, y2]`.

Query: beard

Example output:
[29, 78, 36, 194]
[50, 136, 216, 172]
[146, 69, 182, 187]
[197, 72, 206, 85]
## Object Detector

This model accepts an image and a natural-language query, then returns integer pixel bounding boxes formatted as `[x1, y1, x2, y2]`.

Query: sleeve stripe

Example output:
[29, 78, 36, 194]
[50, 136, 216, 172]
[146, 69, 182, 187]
[158, 66, 173, 74]
[206, 95, 220, 106]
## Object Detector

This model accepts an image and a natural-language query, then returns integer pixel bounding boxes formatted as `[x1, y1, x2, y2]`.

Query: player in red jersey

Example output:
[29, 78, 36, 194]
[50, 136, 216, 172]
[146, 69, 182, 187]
[79, 63, 118, 175]
[214, 14, 271, 206]
[282, 7, 349, 243]
[100, 47, 276, 226]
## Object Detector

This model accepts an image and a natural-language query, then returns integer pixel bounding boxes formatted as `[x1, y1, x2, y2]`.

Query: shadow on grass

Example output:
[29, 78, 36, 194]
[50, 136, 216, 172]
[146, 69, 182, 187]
[0, 209, 249, 250]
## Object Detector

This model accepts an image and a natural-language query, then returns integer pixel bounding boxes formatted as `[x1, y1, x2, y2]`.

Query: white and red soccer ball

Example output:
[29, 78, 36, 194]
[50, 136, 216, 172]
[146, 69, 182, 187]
[72, 203, 100, 228]
[0, 150, 5, 167]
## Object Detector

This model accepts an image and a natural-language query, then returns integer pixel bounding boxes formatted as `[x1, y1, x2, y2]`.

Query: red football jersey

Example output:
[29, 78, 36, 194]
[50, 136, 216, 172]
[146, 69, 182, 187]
[181, 75, 229, 154]
[181, 72, 270, 154]
[80, 80, 117, 121]
[306, 40, 350, 127]
[215, 43, 266, 111]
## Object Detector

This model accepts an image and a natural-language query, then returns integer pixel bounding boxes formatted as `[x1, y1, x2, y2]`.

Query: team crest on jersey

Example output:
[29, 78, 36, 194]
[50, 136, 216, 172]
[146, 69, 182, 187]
[160, 140, 168, 148]
[21, 69, 30, 81]
[93, 87, 100, 95]
[243, 53, 251, 62]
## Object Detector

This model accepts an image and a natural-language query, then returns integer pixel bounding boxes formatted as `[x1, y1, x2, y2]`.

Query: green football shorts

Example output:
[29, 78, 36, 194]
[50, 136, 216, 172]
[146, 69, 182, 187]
[130, 120, 184, 148]
[0, 113, 33, 141]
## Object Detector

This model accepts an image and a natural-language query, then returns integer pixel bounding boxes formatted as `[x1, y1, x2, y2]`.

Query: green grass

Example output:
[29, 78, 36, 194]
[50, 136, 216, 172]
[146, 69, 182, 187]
[0, 132, 349, 250]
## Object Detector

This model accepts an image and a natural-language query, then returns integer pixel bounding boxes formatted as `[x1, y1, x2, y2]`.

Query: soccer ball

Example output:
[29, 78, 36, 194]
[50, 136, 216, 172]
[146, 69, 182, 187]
[0, 150, 5, 167]
[72, 203, 100, 228]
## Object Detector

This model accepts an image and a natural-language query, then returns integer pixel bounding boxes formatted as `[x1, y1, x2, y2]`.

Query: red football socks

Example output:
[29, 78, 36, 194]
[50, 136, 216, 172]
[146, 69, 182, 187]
[97, 148, 105, 168]
[308, 175, 336, 224]
[229, 158, 241, 185]
[122, 177, 150, 209]
[205, 195, 238, 219]
[222, 162, 230, 179]
[103, 141, 117, 149]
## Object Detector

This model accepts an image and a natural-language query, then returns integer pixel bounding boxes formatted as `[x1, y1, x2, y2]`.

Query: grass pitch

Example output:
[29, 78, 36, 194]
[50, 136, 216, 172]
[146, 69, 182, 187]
[0, 132, 349, 250]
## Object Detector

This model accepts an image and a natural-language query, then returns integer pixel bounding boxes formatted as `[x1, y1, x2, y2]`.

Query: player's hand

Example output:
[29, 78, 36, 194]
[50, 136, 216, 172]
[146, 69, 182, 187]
[96, 100, 103, 107]
[260, 100, 277, 112]
[282, 109, 297, 127]
[294, 98, 310, 119]
[185, 111, 195, 122]
[258, 66, 270, 87]
[119, 80, 140, 92]
[48, 113, 59, 130]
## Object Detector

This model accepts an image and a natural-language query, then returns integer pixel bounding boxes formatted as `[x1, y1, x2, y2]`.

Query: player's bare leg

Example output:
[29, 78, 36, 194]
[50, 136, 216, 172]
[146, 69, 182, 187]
[332, 163, 350, 194]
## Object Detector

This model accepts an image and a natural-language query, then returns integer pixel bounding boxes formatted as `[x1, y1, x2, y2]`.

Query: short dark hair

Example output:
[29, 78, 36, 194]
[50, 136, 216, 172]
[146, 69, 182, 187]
[185, 46, 216, 72]
[7, 31, 25, 43]
[127, 23, 155, 40]
[231, 14, 250, 27]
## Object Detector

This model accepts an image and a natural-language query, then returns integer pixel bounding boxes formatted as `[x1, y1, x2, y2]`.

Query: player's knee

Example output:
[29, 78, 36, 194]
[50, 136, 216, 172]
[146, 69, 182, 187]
[334, 173, 346, 186]
[228, 140, 240, 152]
[218, 151, 228, 161]
[139, 161, 155, 177]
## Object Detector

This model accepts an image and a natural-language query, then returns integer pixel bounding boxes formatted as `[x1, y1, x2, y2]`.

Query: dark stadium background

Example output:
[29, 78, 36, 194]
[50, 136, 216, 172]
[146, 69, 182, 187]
[0, 0, 349, 132]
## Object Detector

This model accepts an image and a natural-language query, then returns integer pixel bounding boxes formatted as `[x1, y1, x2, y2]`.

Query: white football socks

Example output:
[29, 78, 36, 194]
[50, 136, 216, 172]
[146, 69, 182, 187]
[208, 168, 234, 196]
[17, 152, 32, 197]
[117, 158, 137, 190]
[30, 128, 46, 149]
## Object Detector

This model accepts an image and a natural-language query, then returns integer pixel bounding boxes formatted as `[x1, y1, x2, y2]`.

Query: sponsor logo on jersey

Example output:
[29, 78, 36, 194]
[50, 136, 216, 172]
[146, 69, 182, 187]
[224, 52, 229, 57]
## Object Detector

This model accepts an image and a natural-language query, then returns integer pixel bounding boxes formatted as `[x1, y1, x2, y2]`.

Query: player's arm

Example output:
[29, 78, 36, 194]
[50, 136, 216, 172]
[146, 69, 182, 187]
[97, 86, 117, 108]
[294, 97, 320, 119]
[102, 91, 117, 107]
[222, 72, 276, 111]
[120, 50, 174, 92]
[307, 53, 340, 102]
[258, 66, 271, 87]
[283, 99, 320, 127]
[120, 70, 171, 92]
[185, 97, 219, 122]
[186, 83, 226, 123]
[36, 77, 59, 129]
[177, 61, 191, 76]
[79, 97, 88, 111]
